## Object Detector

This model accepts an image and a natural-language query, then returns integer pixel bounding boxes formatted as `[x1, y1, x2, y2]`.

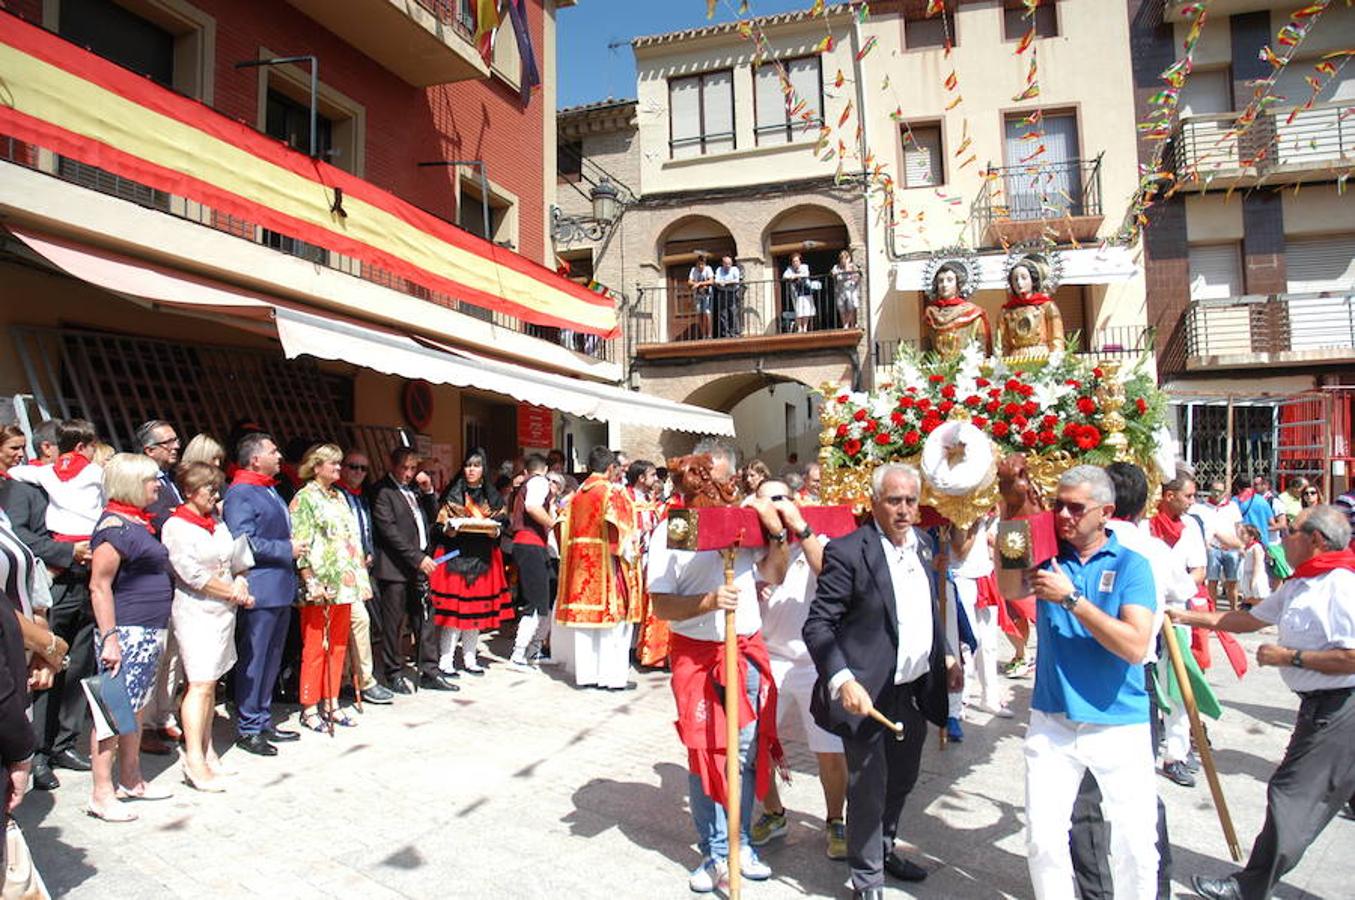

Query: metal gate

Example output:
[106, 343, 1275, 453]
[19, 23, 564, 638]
[1178, 400, 1277, 487]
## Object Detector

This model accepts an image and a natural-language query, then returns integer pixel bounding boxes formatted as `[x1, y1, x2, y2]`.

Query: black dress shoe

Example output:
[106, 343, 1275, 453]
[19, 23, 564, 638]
[1191, 875, 1243, 900]
[883, 853, 928, 882]
[50, 748, 92, 771]
[32, 760, 60, 791]
[388, 677, 414, 695]
[419, 674, 461, 692]
[263, 726, 300, 743]
[234, 734, 278, 757]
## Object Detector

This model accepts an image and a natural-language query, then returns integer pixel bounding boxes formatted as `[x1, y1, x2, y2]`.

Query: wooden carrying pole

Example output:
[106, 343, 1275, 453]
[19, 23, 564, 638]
[721, 548, 742, 899]
[1161, 623, 1242, 861]
[937, 579, 948, 750]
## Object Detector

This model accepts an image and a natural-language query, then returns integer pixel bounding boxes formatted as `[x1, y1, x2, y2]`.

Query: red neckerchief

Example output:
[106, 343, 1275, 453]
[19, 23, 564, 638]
[54, 451, 90, 483]
[1292, 548, 1355, 580]
[1235, 488, 1255, 504]
[171, 504, 216, 534]
[104, 501, 154, 533]
[1003, 291, 1053, 310]
[231, 469, 277, 488]
[931, 296, 968, 308]
[341, 482, 364, 497]
[1148, 509, 1185, 547]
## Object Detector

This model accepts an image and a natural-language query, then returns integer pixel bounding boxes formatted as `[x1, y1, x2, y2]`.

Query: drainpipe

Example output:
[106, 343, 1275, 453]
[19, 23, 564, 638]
[849, 11, 876, 387]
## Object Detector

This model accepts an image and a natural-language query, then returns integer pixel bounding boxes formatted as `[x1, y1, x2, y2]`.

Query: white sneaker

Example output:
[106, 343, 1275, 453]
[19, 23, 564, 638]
[532, 652, 561, 667]
[740, 845, 771, 881]
[981, 703, 1015, 718]
[507, 653, 534, 673]
[688, 857, 728, 893]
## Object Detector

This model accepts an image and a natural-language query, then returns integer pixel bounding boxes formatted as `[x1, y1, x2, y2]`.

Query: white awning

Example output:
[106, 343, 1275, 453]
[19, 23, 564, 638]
[274, 307, 735, 435]
[893, 245, 1139, 292]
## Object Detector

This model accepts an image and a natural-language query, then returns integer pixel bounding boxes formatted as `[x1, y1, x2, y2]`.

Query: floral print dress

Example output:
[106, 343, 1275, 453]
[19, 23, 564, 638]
[289, 481, 371, 605]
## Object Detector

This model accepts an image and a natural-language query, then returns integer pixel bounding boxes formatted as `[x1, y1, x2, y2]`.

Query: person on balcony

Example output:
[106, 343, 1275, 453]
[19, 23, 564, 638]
[713, 255, 742, 338]
[688, 252, 716, 341]
[832, 250, 862, 330]
[783, 253, 816, 333]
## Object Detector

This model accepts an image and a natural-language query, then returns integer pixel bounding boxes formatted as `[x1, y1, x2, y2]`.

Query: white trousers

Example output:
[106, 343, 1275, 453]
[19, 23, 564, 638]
[568, 623, 634, 689]
[947, 577, 1003, 715]
[1025, 710, 1158, 900]
[1163, 702, 1192, 763]
[436, 628, 479, 672]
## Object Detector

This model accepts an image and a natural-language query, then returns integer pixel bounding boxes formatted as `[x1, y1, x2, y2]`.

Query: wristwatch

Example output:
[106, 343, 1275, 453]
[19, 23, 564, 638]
[1291, 650, 1304, 669]
[768, 528, 788, 544]
[1060, 592, 1084, 613]
[796, 523, 815, 541]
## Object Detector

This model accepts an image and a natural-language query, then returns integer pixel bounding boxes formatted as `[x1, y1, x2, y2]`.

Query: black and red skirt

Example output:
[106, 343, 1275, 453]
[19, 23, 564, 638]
[428, 545, 514, 630]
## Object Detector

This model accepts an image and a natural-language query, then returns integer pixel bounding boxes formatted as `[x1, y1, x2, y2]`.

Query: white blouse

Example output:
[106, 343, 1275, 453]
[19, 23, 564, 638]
[161, 515, 235, 603]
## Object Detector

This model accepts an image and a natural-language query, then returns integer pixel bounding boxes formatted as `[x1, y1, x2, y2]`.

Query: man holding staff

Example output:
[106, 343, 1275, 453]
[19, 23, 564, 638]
[1176, 504, 1355, 900]
[647, 440, 795, 893]
[802, 462, 960, 900]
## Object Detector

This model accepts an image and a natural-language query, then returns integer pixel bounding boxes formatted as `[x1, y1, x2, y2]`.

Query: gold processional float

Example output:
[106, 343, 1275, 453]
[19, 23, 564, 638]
[816, 244, 1175, 527]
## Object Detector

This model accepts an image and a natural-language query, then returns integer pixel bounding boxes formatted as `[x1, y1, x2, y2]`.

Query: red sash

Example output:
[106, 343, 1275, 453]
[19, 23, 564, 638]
[54, 452, 90, 482]
[103, 501, 154, 534]
[1003, 291, 1053, 309]
[1292, 548, 1355, 580]
[231, 469, 277, 488]
[171, 504, 216, 534]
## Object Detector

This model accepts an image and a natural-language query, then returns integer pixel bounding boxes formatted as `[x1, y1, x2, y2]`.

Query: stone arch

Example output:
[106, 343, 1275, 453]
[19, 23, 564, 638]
[761, 204, 856, 330]
[652, 214, 738, 342]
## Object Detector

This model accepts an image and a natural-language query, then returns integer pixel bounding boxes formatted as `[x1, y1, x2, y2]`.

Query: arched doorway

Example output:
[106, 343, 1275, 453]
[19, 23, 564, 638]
[763, 206, 852, 332]
[679, 372, 821, 470]
[658, 215, 737, 341]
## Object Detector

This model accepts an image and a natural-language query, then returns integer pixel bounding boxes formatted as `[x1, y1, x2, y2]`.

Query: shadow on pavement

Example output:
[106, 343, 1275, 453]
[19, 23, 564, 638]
[12, 790, 98, 896]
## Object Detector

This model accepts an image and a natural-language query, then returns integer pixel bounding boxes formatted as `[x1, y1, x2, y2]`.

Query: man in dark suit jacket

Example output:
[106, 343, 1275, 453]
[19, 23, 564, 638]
[223, 432, 303, 756]
[135, 419, 185, 753]
[803, 462, 961, 900]
[0, 476, 89, 790]
[370, 446, 456, 693]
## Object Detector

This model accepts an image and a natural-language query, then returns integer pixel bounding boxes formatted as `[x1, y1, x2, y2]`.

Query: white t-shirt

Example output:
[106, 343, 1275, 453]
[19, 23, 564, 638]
[646, 524, 763, 641]
[1165, 514, 1207, 576]
[949, 515, 995, 579]
[1250, 568, 1355, 692]
[1207, 501, 1242, 550]
[8, 461, 105, 536]
[759, 539, 828, 665]
[714, 265, 741, 286]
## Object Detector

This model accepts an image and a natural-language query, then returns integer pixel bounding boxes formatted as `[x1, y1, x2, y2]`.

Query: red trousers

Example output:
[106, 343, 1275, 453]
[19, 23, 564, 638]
[299, 603, 351, 706]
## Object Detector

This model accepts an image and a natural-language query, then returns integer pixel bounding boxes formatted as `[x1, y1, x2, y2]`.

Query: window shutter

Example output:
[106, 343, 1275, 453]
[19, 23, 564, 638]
[701, 70, 734, 154]
[670, 76, 702, 158]
[754, 65, 787, 144]
[903, 126, 942, 187]
[1188, 244, 1242, 300]
[788, 57, 821, 124]
[1286, 236, 1355, 294]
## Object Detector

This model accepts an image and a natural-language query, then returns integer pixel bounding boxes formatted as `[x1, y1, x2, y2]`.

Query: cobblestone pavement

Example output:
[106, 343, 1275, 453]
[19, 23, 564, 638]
[16, 627, 1352, 899]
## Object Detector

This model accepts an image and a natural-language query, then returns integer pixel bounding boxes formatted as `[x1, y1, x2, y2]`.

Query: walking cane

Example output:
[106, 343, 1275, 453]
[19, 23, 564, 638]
[321, 594, 335, 737]
[937, 573, 949, 751]
[1161, 621, 1242, 861]
[721, 546, 743, 900]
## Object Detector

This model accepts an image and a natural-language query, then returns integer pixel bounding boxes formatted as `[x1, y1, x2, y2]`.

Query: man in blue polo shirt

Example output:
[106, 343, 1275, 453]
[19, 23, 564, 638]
[1024, 465, 1159, 900]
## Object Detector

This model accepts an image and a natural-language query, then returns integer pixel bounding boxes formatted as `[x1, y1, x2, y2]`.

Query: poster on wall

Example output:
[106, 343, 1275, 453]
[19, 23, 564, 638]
[518, 404, 554, 451]
[423, 440, 454, 494]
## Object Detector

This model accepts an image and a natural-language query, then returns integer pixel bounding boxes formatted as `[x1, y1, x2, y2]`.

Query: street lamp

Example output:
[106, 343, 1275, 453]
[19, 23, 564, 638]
[551, 177, 625, 244]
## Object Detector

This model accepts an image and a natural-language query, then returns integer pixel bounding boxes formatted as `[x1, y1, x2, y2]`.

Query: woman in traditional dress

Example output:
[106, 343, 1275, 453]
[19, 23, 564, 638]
[998, 256, 1064, 360]
[430, 449, 512, 675]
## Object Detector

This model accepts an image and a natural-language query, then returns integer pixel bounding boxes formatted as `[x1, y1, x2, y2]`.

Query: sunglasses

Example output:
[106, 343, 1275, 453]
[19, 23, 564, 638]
[1053, 499, 1093, 518]
[343, 463, 368, 471]
[1302, 489, 1318, 496]
[768, 494, 789, 502]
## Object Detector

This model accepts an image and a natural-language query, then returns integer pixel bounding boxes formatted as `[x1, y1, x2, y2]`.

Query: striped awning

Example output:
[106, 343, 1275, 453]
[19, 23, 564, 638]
[0, 12, 616, 336]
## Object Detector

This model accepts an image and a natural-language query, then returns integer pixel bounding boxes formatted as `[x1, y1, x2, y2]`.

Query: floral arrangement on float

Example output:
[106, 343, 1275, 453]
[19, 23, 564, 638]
[817, 340, 1173, 528]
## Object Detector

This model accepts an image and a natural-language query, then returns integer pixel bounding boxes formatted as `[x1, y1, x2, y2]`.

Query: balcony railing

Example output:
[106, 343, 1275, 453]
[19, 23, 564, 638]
[630, 275, 863, 348]
[1172, 103, 1355, 184]
[1185, 292, 1355, 363]
[1, 135, 614, 363]
[970, 156, 1104, 248]
[871, 326, 1150, 384]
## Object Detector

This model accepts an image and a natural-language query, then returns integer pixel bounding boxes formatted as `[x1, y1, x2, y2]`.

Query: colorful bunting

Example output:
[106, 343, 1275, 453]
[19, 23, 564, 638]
[856, 35, 878, 61]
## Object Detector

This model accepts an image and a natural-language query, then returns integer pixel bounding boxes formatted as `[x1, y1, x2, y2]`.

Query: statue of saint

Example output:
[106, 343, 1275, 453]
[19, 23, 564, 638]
[924, 261, 991, 360]
[999, 258, 1065, 360]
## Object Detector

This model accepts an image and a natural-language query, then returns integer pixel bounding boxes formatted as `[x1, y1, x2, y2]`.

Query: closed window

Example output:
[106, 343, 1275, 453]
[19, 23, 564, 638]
[901, 123, 944, 188]
[1003, 2, 1058, 41]
[1188, 244, 1243, 300]
[670, 70, 735, 158]
[754, 56, 823, 146]
[905, 14, 952, 49]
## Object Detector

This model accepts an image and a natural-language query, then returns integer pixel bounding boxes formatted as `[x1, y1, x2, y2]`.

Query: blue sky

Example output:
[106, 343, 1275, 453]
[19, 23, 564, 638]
[556, 0, 813, 110]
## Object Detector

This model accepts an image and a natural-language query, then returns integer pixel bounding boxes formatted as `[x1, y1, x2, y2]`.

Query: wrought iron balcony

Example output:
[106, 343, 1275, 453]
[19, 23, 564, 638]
[970, 155, 1104, 249]
[1172, 103, 1355, 187]
[1185, 292, 1355, 368]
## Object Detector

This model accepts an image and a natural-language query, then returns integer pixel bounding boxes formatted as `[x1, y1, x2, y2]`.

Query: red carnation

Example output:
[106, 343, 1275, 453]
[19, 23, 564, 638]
[1136, 397, 1148, 415]
[874, 432, 892, 445]
[1062, 422, 1079, 438]
[920, 417, 941, 434]
[891, 410, 906, 425]
[1093, 367, 1105, 379]
[1018, 384, 1035, 398]
[844, 438, 862, 456]
[1004, 402, 1022, 417]
[1022, 400, 1039, 416]
[964, 395, 981, 407]
[1075, 425, 1102, 450]
[903, 429, 921, 446]
[899, 396, 916, 409]
[929, 374, 945, 383]
[836, 423, 849, 438]
[1012, 414, 1029, 430]
[1066, 379, 1081, 389]
[906, 385, 918, 393]
[941, 384, 957, 399]
[988, 387, 1002, 399]
[1039, 430, 1058, 446]
[1021, 430, 1038, 447]
[917, 398, 932, 411]
[865, 419, 878, 433]
[976, 377, 991, 388]
[854, 408, 868, 421]
[992, 421, 1011, 437]
[837, 394, 850, 404]
[1005, 378, 1022, 392]
[1042, 414, 1059, 428]
[972, 416, 988, 429]
[1076, 396, 1096, 416]
[939, 400, 955, 415]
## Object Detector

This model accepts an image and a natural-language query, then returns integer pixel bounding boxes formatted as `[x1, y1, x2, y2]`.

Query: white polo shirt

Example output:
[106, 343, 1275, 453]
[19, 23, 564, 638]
[646, 524, 763, 642]
[759, 538, 828, 666]
[1250, 568, 1355, 693]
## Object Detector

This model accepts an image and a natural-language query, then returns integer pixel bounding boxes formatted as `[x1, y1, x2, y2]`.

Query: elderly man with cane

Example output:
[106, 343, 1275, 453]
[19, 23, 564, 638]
[1176, 504, 1355, 900]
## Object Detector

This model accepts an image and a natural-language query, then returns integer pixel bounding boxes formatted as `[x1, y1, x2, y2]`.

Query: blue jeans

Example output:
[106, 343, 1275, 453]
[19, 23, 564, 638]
[1207, 547, 1240, 582]
[689, 663, 760, 860]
